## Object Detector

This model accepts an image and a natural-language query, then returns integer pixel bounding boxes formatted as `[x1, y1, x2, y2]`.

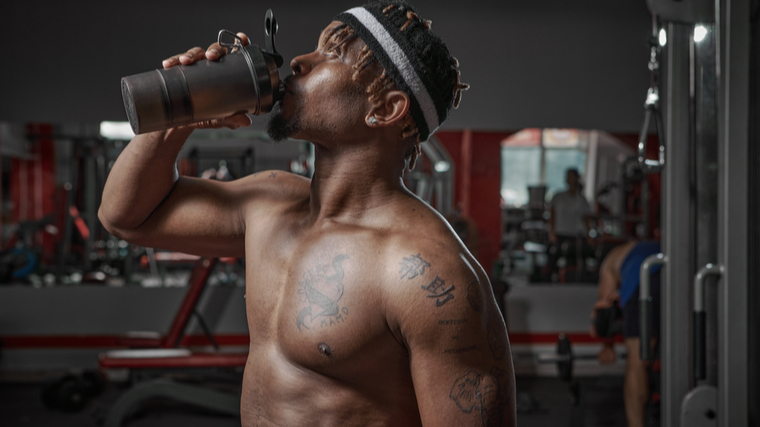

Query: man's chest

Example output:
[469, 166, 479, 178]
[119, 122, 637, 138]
[243, 228, 402, 375]
[556, 194, 587, 213]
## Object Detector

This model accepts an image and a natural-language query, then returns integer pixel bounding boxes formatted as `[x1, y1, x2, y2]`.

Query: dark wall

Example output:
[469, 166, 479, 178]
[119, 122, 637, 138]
[0, 0, 654, 132]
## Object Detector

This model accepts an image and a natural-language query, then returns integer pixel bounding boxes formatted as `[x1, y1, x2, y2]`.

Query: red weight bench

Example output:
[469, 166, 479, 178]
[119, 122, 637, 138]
[98, 257, 248, 427]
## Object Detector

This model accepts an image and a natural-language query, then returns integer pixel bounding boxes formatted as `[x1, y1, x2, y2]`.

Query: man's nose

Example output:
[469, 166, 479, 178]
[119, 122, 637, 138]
[290, 53, 315, 75]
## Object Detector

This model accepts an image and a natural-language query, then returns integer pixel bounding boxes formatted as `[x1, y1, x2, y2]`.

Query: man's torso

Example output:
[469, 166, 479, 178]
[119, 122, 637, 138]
[238, 175, 454, 426]
[551, 190, 590, 236]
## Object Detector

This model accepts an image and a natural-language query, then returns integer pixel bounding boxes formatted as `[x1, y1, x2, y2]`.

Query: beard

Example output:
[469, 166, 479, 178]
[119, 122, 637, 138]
[266, 101, 300, 142]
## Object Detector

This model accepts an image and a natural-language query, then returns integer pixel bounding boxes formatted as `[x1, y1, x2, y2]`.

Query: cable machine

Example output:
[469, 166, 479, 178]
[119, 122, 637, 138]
[641, 0, 753, 425]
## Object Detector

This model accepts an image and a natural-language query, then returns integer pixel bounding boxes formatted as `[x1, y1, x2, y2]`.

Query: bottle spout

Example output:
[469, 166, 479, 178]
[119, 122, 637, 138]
[264, 9, 284, 68]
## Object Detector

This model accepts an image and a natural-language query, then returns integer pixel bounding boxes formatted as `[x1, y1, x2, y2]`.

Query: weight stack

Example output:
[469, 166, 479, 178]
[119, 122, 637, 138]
[748, 1, 760, 426]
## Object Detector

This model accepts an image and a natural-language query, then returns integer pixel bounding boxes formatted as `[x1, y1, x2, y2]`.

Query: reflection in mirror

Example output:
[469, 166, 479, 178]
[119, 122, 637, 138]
[498, 128, 660, 286]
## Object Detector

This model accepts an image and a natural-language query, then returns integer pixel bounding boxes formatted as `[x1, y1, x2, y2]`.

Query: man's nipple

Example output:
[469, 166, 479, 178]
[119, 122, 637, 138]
[317, 342, 333, 357]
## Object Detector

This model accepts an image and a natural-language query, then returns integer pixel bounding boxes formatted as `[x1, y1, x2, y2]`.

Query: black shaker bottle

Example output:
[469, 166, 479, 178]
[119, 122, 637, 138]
[121, 9, 285, 134]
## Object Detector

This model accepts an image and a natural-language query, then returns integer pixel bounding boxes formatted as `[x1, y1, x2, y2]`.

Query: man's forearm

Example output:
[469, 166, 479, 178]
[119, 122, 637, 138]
[99, 127, 194, 232]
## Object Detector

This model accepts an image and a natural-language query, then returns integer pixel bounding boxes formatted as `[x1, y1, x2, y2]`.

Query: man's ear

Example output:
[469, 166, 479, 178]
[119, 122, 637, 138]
[365, 90, 410, 127]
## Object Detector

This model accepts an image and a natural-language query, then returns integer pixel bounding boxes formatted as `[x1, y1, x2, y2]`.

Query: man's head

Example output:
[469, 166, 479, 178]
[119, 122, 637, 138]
[267, 0, 468, 169]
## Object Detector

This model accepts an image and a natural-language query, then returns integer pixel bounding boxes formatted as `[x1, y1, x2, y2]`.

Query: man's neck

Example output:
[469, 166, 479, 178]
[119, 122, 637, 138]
[307, 142, 407, 223]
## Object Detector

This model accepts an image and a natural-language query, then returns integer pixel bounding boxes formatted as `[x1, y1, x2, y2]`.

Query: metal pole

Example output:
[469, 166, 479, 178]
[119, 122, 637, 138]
[692, 263, 723, 382]
[639, 253, 668, 361]
[716, 0, 750, 424]
[661, 22, 694, 427]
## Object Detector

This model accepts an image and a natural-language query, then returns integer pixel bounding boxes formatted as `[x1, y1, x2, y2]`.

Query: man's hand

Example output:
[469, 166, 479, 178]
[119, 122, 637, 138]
[589, 291, 618, 337]
[161, 32, 250, 67]
[159, 32, 253, 130]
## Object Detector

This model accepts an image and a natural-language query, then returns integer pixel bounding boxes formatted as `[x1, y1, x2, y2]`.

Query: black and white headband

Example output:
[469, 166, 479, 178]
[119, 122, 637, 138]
[335, 6, 444, 141]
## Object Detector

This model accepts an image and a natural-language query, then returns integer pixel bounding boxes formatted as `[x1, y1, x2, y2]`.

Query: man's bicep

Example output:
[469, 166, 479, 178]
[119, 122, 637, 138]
[407, 301, 515, 427]
[394, 253, 515, 426]
[110, 176, 254, 257]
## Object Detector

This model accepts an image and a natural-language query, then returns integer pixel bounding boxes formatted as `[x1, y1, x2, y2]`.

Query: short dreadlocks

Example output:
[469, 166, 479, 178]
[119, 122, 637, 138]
[333, 1, 469, 170]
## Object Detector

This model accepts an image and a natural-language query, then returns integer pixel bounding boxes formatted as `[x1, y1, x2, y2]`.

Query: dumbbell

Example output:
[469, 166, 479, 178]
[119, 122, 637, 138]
[536, 334, 626, 382]
[535, 334, 578, 382]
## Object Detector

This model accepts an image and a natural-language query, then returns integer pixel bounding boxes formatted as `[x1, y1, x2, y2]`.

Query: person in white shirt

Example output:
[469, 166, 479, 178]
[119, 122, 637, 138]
[547, 168, 593, 281]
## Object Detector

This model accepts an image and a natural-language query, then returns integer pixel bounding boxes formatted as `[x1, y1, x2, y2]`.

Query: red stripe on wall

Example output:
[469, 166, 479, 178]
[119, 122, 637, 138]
[508, 332, 624, 345]
[0, 334, 250, 349]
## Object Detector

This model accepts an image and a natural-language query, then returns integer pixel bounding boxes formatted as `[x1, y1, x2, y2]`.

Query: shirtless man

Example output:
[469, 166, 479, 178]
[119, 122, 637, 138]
[590, 240, 661, 427]
[99, 1, 516, 426]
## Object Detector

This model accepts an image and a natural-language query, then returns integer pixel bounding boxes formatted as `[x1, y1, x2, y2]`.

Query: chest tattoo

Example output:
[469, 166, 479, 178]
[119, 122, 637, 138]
[296, 254, 350, 333]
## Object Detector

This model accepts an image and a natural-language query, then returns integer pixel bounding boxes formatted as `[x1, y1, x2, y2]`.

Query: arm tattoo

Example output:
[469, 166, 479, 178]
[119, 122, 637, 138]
[296, 254, 350, 333]
[269, 172, 279, 178]
[399, 253, 430, 279]
[450, 367, 513, 427]
[421, 276, 455, 307]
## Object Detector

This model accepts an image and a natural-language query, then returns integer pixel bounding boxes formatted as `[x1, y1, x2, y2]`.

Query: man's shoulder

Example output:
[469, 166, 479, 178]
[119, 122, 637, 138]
[238, 170, 310, 206]
[379, 198, 467, 263]
[551, 190, 569, 202]
[377, 202, 484, 302]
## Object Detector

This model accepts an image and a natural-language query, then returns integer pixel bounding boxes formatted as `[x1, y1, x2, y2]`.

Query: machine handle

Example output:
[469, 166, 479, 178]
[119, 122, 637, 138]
[694, 311, 706, 380]
[637, 88, 667, 173]
[692, 263, 724, 381]
[639, 253, 667, 361]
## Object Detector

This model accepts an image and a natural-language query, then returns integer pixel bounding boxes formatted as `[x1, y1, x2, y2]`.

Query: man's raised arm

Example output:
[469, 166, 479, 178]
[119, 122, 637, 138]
[388, 248, 516, 427]
[99, 35, 256, 258]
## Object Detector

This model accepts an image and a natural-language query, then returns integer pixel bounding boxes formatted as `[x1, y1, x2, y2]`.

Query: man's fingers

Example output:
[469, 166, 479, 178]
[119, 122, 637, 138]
[165, 32, 249, 67]
[179, 47, 205, 65]
[189, 113, 251, 130]
[162, 54, 182, 69]
[205, 43, 229, 60]
[162, 47, 205, 68]
[225, 113, 252, 128]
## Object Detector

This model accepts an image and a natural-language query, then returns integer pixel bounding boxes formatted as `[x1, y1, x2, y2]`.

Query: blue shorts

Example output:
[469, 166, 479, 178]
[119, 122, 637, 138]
[622, 272, 661, 338]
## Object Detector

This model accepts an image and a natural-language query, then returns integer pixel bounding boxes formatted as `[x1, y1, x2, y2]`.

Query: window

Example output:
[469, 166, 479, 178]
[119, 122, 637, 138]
[501, 128, 590, 207]
[500, 147, 541, 207]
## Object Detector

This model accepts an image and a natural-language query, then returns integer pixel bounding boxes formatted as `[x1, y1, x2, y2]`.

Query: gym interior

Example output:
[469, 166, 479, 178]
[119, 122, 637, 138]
[0, 1, 758, 426]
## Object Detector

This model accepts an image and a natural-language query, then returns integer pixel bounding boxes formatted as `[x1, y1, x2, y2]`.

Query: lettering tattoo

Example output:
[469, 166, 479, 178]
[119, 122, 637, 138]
[399, 254, 430, 280]
[445, 345, 477, 354]
[422, 276, 455, 307]
[450, 367, 513, 427]
[269, 172, 278, 178]
[487, 320, 507, 360]
[296, 254, 350, 333]
[467, 280, 483, 313]
[439, 318, 469, 326]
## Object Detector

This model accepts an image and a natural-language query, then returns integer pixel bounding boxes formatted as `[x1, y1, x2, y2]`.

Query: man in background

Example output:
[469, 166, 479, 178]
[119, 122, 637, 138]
[548, 168, 593, 281]
[590, 240, 661, 427]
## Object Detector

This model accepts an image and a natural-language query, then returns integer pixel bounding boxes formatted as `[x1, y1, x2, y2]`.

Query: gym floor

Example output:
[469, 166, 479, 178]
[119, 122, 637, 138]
[0, 375, 628, 427]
